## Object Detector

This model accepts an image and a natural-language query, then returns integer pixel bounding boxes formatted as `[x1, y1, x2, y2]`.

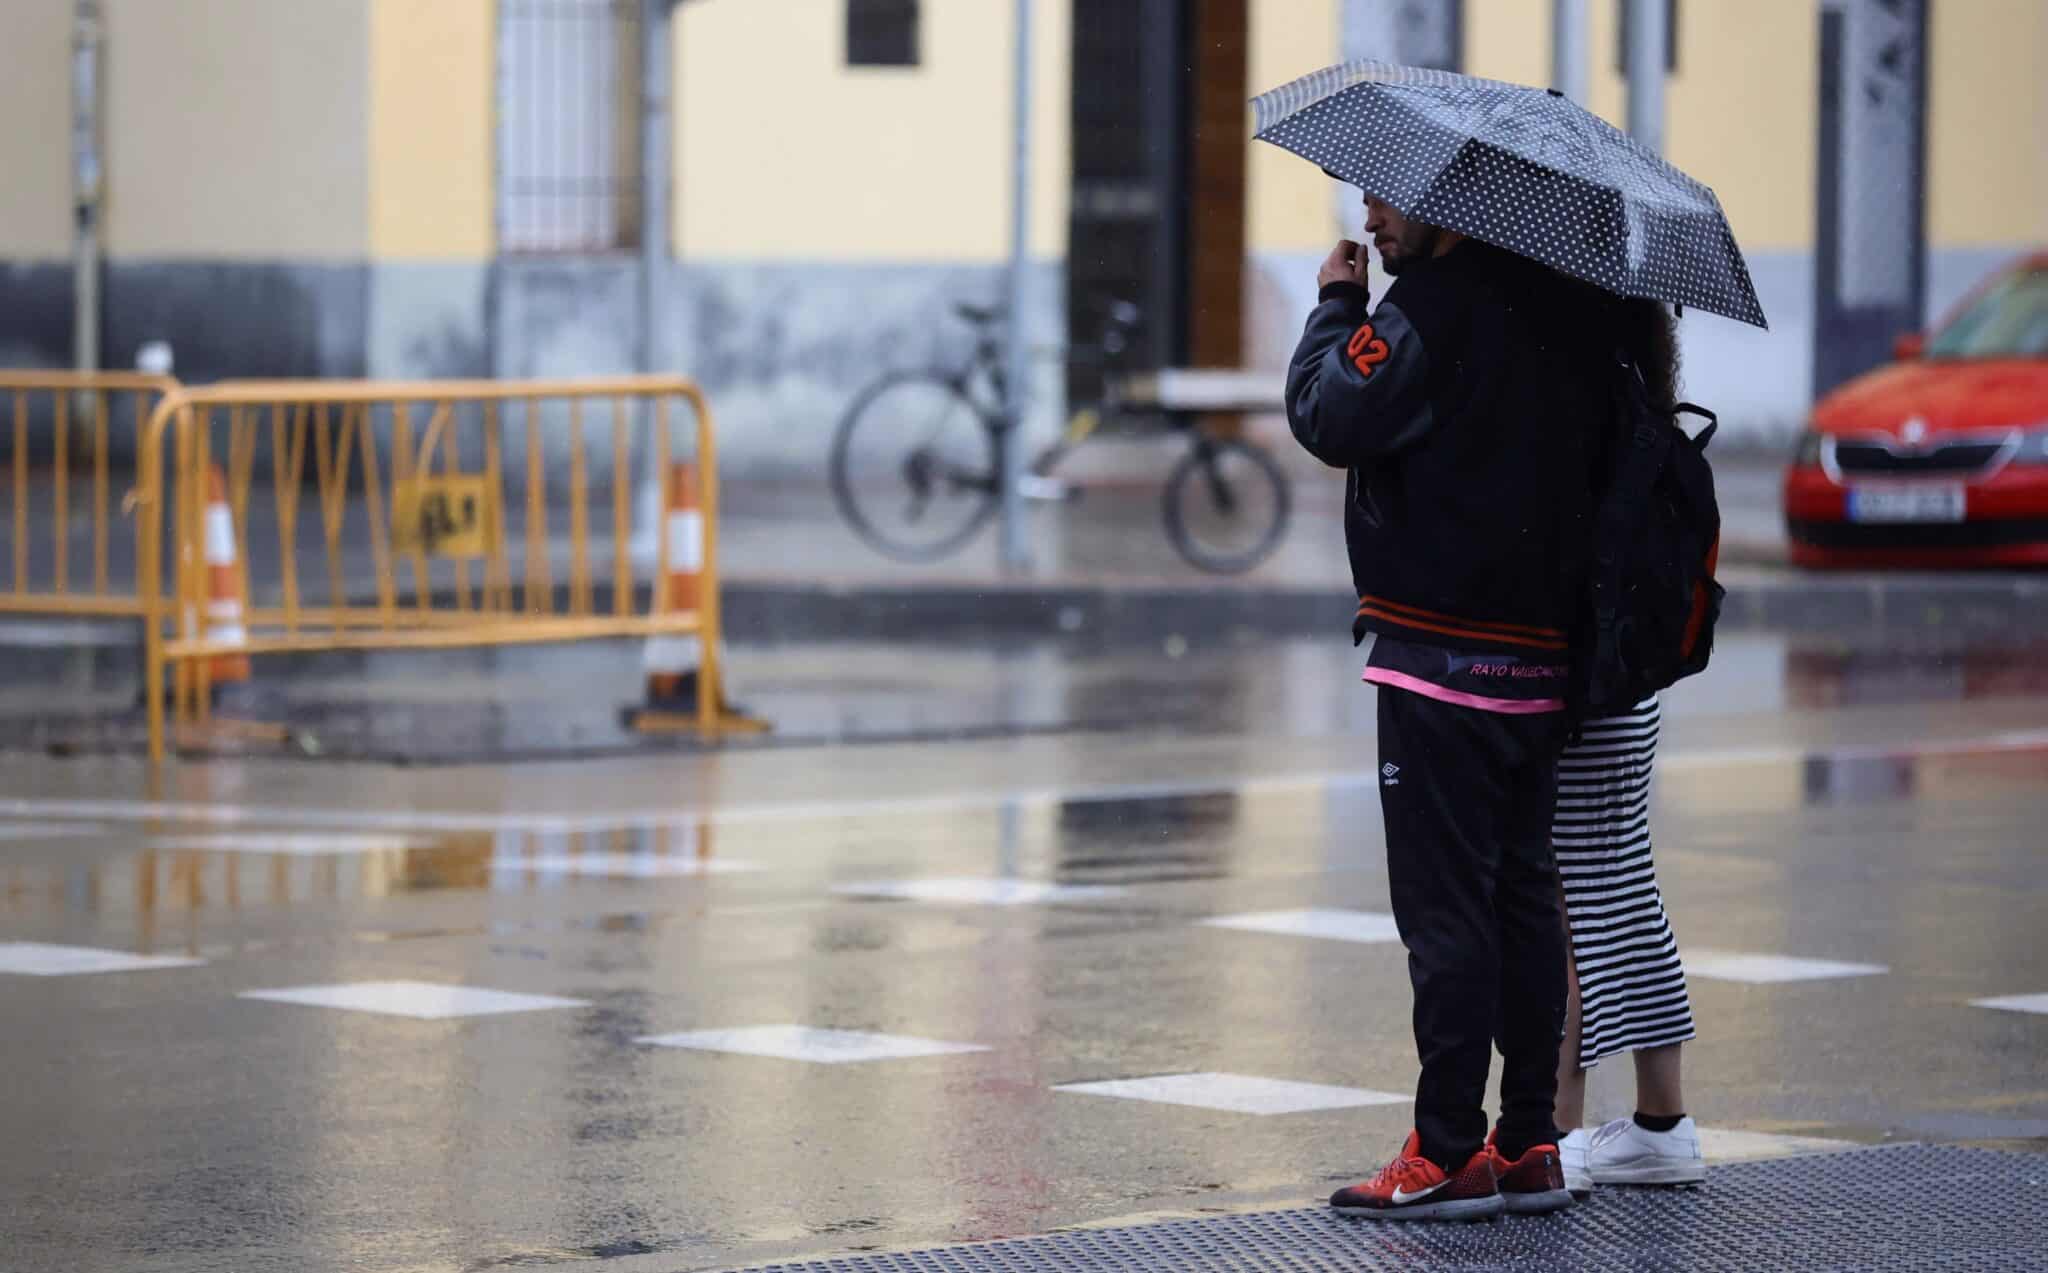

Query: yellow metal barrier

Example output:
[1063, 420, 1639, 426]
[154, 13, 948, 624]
[139, 376, 746, 763]
[0, 371, 179, 618]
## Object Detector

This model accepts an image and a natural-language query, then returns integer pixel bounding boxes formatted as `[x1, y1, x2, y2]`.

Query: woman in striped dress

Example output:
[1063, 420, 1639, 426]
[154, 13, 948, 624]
[1552, 302, 1704, 1195]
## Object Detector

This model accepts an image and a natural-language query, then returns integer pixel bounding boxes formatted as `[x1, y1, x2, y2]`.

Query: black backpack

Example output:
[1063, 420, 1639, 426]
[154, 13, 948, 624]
[1569, 349, 1725, 722]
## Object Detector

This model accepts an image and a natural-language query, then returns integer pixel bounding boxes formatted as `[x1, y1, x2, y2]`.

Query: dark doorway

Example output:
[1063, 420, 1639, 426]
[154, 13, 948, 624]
[1065, 0, 1248, 412]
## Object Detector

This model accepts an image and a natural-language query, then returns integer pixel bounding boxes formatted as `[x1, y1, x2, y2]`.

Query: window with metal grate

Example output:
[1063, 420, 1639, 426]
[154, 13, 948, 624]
[847, 0, 919, 68]
[496, 0, 644, 254]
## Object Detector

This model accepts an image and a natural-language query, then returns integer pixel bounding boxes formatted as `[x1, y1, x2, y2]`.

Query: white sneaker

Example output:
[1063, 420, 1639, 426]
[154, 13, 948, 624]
[1586, 1115, 1707, 1186]
[1559, 1127, 1596, 1196]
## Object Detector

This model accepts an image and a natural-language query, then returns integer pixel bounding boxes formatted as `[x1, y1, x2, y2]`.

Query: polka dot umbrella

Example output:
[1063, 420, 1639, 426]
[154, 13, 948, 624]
[1253, 60, 1768, 329]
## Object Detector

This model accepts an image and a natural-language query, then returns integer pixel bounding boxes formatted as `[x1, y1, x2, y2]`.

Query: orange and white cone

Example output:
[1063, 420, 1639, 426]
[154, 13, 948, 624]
[202, 464, 251, 686]
[641, 461, 707, 711]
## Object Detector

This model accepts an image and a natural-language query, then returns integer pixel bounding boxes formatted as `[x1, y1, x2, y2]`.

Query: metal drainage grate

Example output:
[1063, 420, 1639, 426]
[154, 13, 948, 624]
[729, 1145, 2048, 1272]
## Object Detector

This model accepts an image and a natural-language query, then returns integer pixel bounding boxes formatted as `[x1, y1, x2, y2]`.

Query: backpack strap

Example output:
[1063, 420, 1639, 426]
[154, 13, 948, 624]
[1673, 402, 1718, 447]
[1583, 346, 1677, 709]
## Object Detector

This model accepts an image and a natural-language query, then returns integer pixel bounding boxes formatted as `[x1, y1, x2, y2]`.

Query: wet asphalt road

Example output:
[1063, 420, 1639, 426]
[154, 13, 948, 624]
[1, 631, 2045, 1271]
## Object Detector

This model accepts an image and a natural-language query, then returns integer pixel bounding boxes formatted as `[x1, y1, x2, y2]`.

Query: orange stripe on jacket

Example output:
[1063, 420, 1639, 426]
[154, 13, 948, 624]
[1357, 604, 1571, 653]
[1355, 593, 1568, 642]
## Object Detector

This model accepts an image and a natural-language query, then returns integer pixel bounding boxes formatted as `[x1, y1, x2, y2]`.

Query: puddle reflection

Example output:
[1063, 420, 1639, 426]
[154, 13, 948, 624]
[1784, 638, 2048, 709]
[0, 821, 730, 931]
[1661, 735, 2048, 817]
[1049, 791, 1241, 883]
[1803, 753, 1917, 805]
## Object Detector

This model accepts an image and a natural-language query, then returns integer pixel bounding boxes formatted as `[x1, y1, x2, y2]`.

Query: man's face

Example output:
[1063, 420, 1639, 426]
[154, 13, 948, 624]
[1364, 195, 1441, 276]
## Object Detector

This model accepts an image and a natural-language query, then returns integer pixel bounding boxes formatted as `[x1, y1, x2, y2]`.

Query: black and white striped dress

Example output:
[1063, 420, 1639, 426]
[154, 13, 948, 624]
[1553, 696, 1697, 1065]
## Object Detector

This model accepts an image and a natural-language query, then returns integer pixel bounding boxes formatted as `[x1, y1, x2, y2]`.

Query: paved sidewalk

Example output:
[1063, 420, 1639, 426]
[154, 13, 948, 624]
[715, 439, 1795, 589]
[8, 443, 2043, 658]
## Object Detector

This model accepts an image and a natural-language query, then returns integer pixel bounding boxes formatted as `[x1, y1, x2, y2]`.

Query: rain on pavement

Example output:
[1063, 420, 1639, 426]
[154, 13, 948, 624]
[2, 617, 2045, 1271]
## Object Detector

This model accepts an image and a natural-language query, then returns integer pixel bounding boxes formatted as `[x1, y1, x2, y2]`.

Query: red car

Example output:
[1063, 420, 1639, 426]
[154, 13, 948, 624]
[1785, 252, 2048, 568]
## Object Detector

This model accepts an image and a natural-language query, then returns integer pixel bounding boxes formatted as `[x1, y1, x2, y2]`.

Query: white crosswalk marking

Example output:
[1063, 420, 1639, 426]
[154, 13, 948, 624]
[1972, 993, 2048, 1016]
[1201, 909, 1401, 943]
[0, 943, 204, 977]
[636, 1026, 987, 1064]
[832, 878, 1121, 906]
[238, 981, 587, 1020]
[1685, 952, 1888, 984]
[1054, 1073, 1408, 1116]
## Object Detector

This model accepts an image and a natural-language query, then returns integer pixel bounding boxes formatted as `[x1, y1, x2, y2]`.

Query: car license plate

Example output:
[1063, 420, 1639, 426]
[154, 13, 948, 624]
[1847, 485, 1966, 523]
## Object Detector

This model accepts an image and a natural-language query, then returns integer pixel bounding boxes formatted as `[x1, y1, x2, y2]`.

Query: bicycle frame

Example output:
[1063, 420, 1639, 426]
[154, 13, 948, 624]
[831, 298, 1292, 573]
[937, 298, 1222, 480]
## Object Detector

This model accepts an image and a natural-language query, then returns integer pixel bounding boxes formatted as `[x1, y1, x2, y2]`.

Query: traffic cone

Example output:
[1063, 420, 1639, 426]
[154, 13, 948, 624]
[201, 464, 251, 686]
[622, 462, 765, 735]
[640, 461, 706, 712]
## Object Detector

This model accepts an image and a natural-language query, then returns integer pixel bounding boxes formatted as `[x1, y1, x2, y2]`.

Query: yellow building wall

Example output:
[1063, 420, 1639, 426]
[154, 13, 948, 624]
[370, 0, 495, 260]
[1582, 1, 1627, 137]
[103, 0, 369, 259]
[0, 0, 74, 259]
[1664, 0, 1815, 253]
[675, 0, 1070, 261]
[1247, 0, 1343, 254]
[7, 0, 2034, 272]
[1929, 0, 2048, 247]
[1464, 0, 1550, 91]
[1464, 0, 1815, 254]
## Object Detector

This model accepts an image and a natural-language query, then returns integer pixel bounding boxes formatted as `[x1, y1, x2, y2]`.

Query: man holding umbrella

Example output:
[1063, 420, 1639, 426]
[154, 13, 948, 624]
[1255, 63, 1764, 1222]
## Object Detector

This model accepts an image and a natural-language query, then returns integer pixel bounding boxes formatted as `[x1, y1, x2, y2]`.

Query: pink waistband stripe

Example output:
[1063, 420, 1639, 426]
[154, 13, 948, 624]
[1362, 667, 1566, 716]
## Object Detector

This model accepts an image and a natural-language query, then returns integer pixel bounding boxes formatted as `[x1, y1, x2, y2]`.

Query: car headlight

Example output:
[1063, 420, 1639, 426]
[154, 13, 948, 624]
[1792, 430, 1826, 466]
[2012, 424, 2048, 464]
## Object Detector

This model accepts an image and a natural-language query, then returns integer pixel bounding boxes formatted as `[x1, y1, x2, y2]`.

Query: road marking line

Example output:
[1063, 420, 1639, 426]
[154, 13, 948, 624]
[0, 942, 204, 976]
[832, 877, 1122, 906]
[1972, 993, 2048, 1016]
[635, 1026, 987, 1063]
[1053, 1072, 1408, 1116]
[0, 821, 107, 842]
[1686, 951, 1890, 984]
[1201, 909, 1401, 943]
[3, 726, 2041, 835]
[238, 981, 586, 1019]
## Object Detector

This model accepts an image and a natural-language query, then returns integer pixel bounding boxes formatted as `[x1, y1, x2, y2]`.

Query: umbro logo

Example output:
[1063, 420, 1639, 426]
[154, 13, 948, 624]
[1380, 762, 1401, 787]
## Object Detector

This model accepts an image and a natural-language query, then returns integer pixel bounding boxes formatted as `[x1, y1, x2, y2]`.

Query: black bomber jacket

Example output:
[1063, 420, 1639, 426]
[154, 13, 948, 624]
[1285, 239, 1616, 656]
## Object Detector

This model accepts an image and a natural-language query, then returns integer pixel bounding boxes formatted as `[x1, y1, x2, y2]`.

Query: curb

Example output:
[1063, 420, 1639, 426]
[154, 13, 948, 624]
[720, 568, 2048, 644]
[1, 569, 2038, 659]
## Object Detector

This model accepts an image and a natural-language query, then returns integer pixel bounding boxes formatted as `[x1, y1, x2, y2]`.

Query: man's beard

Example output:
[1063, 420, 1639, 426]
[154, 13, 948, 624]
[1378, 222, 1442, 276]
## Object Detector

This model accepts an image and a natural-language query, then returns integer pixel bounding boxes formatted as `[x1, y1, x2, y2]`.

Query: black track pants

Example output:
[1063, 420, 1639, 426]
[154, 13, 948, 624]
[1376, 686, 1570, 1169]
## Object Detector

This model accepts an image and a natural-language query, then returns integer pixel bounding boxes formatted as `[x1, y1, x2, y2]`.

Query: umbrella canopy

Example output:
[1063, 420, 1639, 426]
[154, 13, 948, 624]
[1253, 60, 1767, 329]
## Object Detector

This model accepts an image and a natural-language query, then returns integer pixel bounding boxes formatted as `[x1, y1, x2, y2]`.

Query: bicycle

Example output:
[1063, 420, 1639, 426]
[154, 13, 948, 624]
[829, 301, 1292, 574]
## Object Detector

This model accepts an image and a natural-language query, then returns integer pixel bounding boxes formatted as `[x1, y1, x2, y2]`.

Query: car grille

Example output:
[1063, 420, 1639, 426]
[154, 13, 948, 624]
[1788, 517, 2048, 550]
[1833, 438, 2006, 476]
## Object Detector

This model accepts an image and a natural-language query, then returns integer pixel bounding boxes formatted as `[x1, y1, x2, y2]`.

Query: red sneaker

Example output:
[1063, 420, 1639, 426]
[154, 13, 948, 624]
[1330, 1130, 1505, 1222]
[1486, 1130, 1574, 1215]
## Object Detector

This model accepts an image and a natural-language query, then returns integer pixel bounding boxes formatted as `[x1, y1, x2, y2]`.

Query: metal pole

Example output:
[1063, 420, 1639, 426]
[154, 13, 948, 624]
[72, 0, 104, 378]
[633, 0, 674, 563]
[1624, 0, 1666, 154]
[1551, 0, 1589, 103]
[638, 0, 671, 378]
[998, 0, 1033, 575]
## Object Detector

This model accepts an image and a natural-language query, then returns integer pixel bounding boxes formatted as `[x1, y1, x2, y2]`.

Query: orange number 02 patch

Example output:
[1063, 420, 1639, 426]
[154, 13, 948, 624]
[1347, 323, 1391, 378]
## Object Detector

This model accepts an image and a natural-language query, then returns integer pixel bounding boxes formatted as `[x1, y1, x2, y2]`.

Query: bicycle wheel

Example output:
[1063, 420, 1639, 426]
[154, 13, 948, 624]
[830, 372, 1001, 562]
[1162, 437, 1293, 574]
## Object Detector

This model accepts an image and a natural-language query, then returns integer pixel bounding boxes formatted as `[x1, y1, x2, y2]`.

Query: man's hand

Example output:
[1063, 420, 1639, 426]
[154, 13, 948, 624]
[1318, 239, 1369, 291]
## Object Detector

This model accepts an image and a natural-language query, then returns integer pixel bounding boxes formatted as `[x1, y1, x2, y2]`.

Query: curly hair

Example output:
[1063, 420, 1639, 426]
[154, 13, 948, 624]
[1621, 298, 1683, 409]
